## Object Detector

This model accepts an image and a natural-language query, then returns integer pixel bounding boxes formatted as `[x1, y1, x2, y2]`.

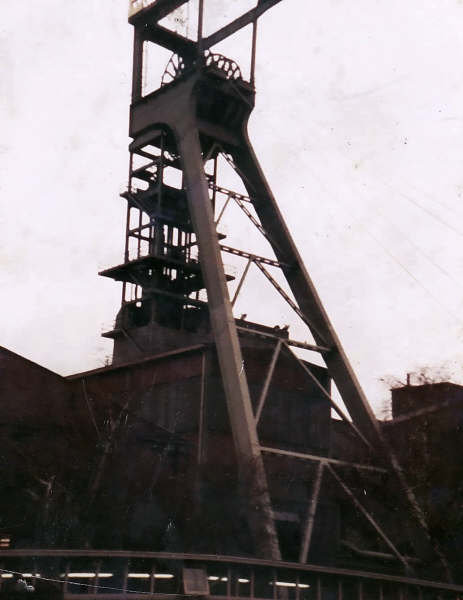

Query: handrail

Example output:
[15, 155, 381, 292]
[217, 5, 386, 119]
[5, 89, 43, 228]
[1, 549, 462, 592]
[128, 0, 155, 17]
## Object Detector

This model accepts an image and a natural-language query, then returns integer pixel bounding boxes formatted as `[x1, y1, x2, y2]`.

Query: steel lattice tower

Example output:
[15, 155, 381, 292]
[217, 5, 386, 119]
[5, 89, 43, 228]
[98, 0, 449, 579]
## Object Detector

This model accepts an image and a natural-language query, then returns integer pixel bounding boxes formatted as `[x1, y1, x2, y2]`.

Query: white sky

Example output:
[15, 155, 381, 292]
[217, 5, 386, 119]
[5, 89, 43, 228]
[2, 1, 463, 416]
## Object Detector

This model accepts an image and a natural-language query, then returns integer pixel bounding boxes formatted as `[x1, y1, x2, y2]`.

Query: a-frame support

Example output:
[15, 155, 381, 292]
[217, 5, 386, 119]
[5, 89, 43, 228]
[113, 0, 450, 578]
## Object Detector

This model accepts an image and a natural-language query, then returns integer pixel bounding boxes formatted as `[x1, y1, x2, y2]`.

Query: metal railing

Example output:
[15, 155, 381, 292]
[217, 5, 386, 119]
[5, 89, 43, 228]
[0, 550, 462, 599]
[128, 0, 155, 18]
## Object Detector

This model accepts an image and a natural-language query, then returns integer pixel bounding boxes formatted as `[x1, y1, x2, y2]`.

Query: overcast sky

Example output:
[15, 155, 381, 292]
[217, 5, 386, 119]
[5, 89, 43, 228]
[2, 1, 463, 416]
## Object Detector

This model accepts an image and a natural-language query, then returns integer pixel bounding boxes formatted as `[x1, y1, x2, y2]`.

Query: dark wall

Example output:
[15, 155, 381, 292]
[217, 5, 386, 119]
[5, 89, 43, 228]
[9, 345, 463, 578]
[0, 347, 86, 547]
[0, 340, 335, 561]
[391, 382, 463, 418]
[385, 383, 463, 579]
[67, 341, 331, 555]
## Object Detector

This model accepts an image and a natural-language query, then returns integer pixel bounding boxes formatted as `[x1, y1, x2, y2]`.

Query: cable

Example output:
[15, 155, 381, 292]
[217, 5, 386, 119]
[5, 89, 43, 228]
[295, 128, 463, 281]
[364, 203, 462, 288]
[349, 174, 463, 293]
[332, 164, 463, 289]
[408, 181, 463, 221]
[302, 170, 463, 327]
[0, 568, 154, 596]
[215, 128, 462, 330]
[396, 190, 463, 239]
[364, 228, 461, 325]
[295, 141, 463, 323]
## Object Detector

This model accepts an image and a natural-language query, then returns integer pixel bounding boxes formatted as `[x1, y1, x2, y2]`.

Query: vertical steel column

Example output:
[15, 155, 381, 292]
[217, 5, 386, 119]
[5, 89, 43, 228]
[316, 577, 322, 600]
[255, 339, 282, 425]
[227, 567, 232, 597]
[232, 258, 253, 307]
[338, 580, 343, 600]
[197, 351, 207, 465]
[212, 155, 218, 211]
[63, 563, 70, 594]
[150, 562, 156, 594]
[250, 19, 258, 86]
[131, 27, 144, 102]
[299, 462, 324, 563]
[93, 562, 101, 594]
[122, 561, 129, 594]
[215, 193, 232, 226]
[175, 122, 280, 560]
[197, 0, 204, 56]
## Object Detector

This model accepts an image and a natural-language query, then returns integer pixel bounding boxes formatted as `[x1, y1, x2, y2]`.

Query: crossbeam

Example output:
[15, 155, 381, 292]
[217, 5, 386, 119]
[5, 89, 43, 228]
[208, 180, 252, 204]
[220, 244, 286, 268]
[235, 325, 330, 353]
[203, 0, 284, 50]
[143, 23, 196, 59]
[129, 0, 189, 24]
[233, 194, 276, 248]
[260, 446, 387, 474]
[134, 1, 286, 66]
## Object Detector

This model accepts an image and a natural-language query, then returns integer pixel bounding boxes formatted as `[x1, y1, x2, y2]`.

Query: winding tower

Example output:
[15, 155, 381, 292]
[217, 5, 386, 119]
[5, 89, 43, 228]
[2, 2, 461, 599]
[97, 0, 447, 578]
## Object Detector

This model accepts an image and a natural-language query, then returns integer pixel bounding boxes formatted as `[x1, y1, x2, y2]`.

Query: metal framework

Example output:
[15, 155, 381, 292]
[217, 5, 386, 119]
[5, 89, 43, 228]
[97, 0, 450, 582]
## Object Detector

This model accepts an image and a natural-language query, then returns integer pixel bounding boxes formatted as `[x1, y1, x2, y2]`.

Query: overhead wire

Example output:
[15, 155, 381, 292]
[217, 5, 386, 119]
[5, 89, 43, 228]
[301, 122, 463, 306]
[214, 136, 463, 341]
[299, 154, 463, 325]
[369, 207, 460, 286]
[363, 228, 461, 325]
[351, 172, 463, 306]
[390, 188, 463, 239]
[408, 181, 463, 221]
[339, 171, 463, 289]
[296, 120, 463, 285]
